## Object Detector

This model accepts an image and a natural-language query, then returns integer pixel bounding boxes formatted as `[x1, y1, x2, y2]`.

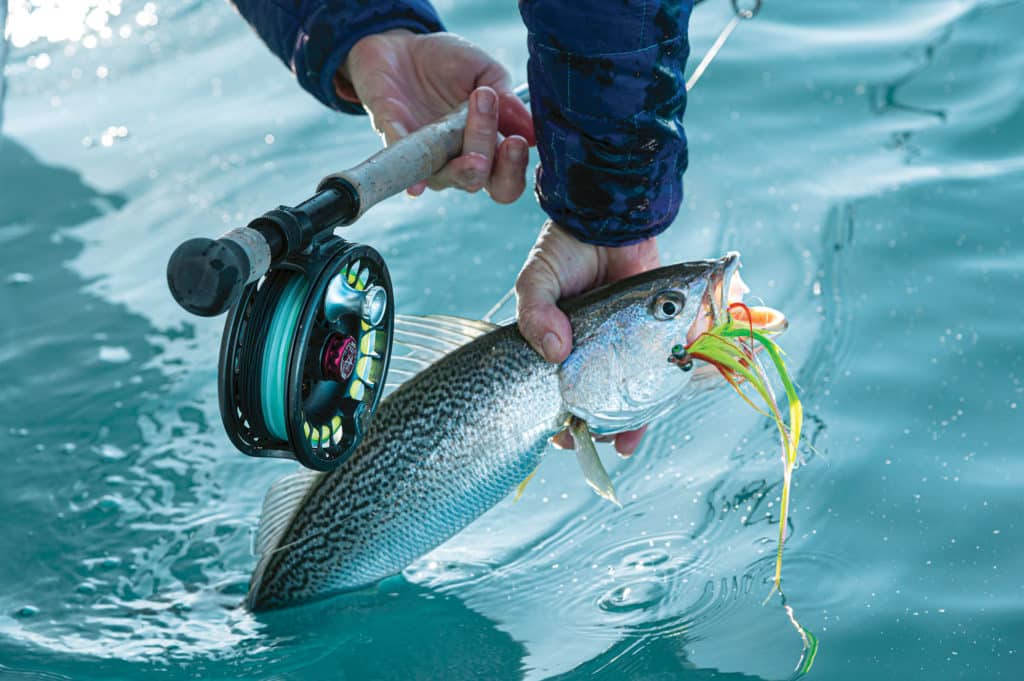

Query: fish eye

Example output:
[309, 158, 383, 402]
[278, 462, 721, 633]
[651, 291, 685, 320]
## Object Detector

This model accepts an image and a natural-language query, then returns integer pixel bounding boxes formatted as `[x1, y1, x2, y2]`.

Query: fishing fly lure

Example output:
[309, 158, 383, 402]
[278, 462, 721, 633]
[680, 302, 803, 594]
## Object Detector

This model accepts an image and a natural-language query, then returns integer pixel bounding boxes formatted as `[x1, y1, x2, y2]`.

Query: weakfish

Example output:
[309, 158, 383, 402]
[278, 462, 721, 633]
[246, 253, 785, 611]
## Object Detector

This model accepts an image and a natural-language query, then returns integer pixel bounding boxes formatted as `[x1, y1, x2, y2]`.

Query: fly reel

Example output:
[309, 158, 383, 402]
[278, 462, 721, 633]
[218, 238, 393, 471]
[166, 85, 528, 470]
[166, 177, 402, 471]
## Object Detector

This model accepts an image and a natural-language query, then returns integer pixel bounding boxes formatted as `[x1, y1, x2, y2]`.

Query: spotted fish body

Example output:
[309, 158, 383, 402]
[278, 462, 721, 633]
[247, 257, 741, 611]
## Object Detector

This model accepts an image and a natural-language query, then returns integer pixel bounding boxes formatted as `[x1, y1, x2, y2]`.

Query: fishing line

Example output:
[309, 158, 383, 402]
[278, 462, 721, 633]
[687, 0, 763, 91]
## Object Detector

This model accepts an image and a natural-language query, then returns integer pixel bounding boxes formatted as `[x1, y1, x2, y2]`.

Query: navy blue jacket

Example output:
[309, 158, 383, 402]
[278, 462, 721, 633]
[232, 0, 693, 246]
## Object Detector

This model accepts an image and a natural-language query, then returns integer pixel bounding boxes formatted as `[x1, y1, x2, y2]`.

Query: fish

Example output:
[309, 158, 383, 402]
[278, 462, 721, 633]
[246, 252, 783, 611]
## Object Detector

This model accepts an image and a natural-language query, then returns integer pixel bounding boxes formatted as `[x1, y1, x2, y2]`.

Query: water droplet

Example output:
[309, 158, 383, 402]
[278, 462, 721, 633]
[598, 580, 666, 613]
[82, 555, 123, 573]
[6, 272, 33, 285]
[99, 346, 131, 363]
[98, 444, 126, 460]
[136, 5, 159, 27]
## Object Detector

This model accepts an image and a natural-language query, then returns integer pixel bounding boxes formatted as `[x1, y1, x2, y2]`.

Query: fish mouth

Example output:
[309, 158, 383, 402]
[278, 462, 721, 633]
[686, 252, 788, 345]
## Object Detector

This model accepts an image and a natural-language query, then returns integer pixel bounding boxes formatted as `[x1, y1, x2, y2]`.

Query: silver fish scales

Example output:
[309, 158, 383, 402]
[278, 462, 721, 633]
[248, 256, 756, 611]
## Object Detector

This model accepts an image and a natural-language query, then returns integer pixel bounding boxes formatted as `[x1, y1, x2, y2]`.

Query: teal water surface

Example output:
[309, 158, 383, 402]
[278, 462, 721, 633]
[1, 0, 1022, 678]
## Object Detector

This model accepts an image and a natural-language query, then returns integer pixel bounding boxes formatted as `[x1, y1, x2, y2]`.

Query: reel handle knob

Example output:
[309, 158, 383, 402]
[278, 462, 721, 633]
[167, 227, 273, 317]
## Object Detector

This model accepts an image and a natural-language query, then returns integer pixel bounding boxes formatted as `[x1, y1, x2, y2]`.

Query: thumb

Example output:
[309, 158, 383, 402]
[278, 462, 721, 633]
[515, 256, 573, 364]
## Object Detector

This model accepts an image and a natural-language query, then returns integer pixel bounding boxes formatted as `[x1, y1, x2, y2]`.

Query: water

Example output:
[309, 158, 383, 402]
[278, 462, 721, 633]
[1, 0, 1021, 678]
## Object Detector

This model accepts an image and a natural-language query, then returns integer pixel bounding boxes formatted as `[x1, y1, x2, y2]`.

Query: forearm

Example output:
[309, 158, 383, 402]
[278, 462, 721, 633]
[230, 0, 445, 114]
[521, 0, 694, 246]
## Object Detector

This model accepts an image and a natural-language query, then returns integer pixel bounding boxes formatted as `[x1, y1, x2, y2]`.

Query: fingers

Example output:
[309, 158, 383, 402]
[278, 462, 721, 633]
[465, 88, 499, 159]
[517, 294, 572, 364]
[613, 426, 647, 457]
[371, 85, 531, 202]
[551, 429, 574, 450]
[497, 90, 536, 145]
[428, 153, 492, 193]
[426, 87, 498, 192]
[516, 222, 606, 363]
[516, 249, 574, 364]
[470, 53, 533, 143]
[552, 426, 646, 457]
[410, 86, 527, 202]
[488, 136, 528, 203]
[451, 87, 500, 192]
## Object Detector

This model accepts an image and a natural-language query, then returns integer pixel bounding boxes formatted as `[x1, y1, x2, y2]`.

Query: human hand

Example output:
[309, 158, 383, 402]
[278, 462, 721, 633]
[515, 221, 661, 456]
[337, 30, 535, 203]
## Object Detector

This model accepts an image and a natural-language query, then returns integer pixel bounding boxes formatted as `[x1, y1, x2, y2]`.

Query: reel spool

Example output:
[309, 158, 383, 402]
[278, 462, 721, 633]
[219, 238, 393, 471]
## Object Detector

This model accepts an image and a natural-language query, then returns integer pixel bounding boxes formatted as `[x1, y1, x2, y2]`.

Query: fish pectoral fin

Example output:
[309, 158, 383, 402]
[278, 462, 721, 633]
[569, 418, 622, 508]
[253, 467, 324, 558]
[386, 314, 500, 397]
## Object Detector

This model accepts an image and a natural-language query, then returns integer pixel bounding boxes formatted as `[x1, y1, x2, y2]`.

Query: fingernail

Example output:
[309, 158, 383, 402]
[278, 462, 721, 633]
[541, 332, 561, 362]
[507, 139, 525, 162]
[475, 89, 495, 114]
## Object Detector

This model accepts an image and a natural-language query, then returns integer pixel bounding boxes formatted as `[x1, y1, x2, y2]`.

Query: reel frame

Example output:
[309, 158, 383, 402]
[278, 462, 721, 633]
[218, 236, 394, 471]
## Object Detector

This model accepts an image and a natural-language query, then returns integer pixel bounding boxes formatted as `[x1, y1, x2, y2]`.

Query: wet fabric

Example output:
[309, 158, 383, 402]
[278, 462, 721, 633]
[231, 0, 444, 115]
[520, 1, 693, 246]
[231, 0, 693, 246]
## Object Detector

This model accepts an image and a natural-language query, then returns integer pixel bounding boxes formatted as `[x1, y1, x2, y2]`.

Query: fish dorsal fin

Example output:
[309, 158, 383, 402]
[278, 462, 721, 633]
[569, 418, 622, 507]
[253, 468, 324, 557]
[386, 314, 498, 395]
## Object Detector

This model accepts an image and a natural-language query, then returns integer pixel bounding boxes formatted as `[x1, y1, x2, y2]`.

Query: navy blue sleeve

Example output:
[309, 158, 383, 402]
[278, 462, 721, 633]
[231, 0, 445, 115]
[519, 0, 694, 247]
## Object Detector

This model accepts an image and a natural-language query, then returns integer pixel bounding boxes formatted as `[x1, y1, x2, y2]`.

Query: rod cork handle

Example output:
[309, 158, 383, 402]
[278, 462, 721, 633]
[318, 105, 468, 221]
[319, 84, 530, 222]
